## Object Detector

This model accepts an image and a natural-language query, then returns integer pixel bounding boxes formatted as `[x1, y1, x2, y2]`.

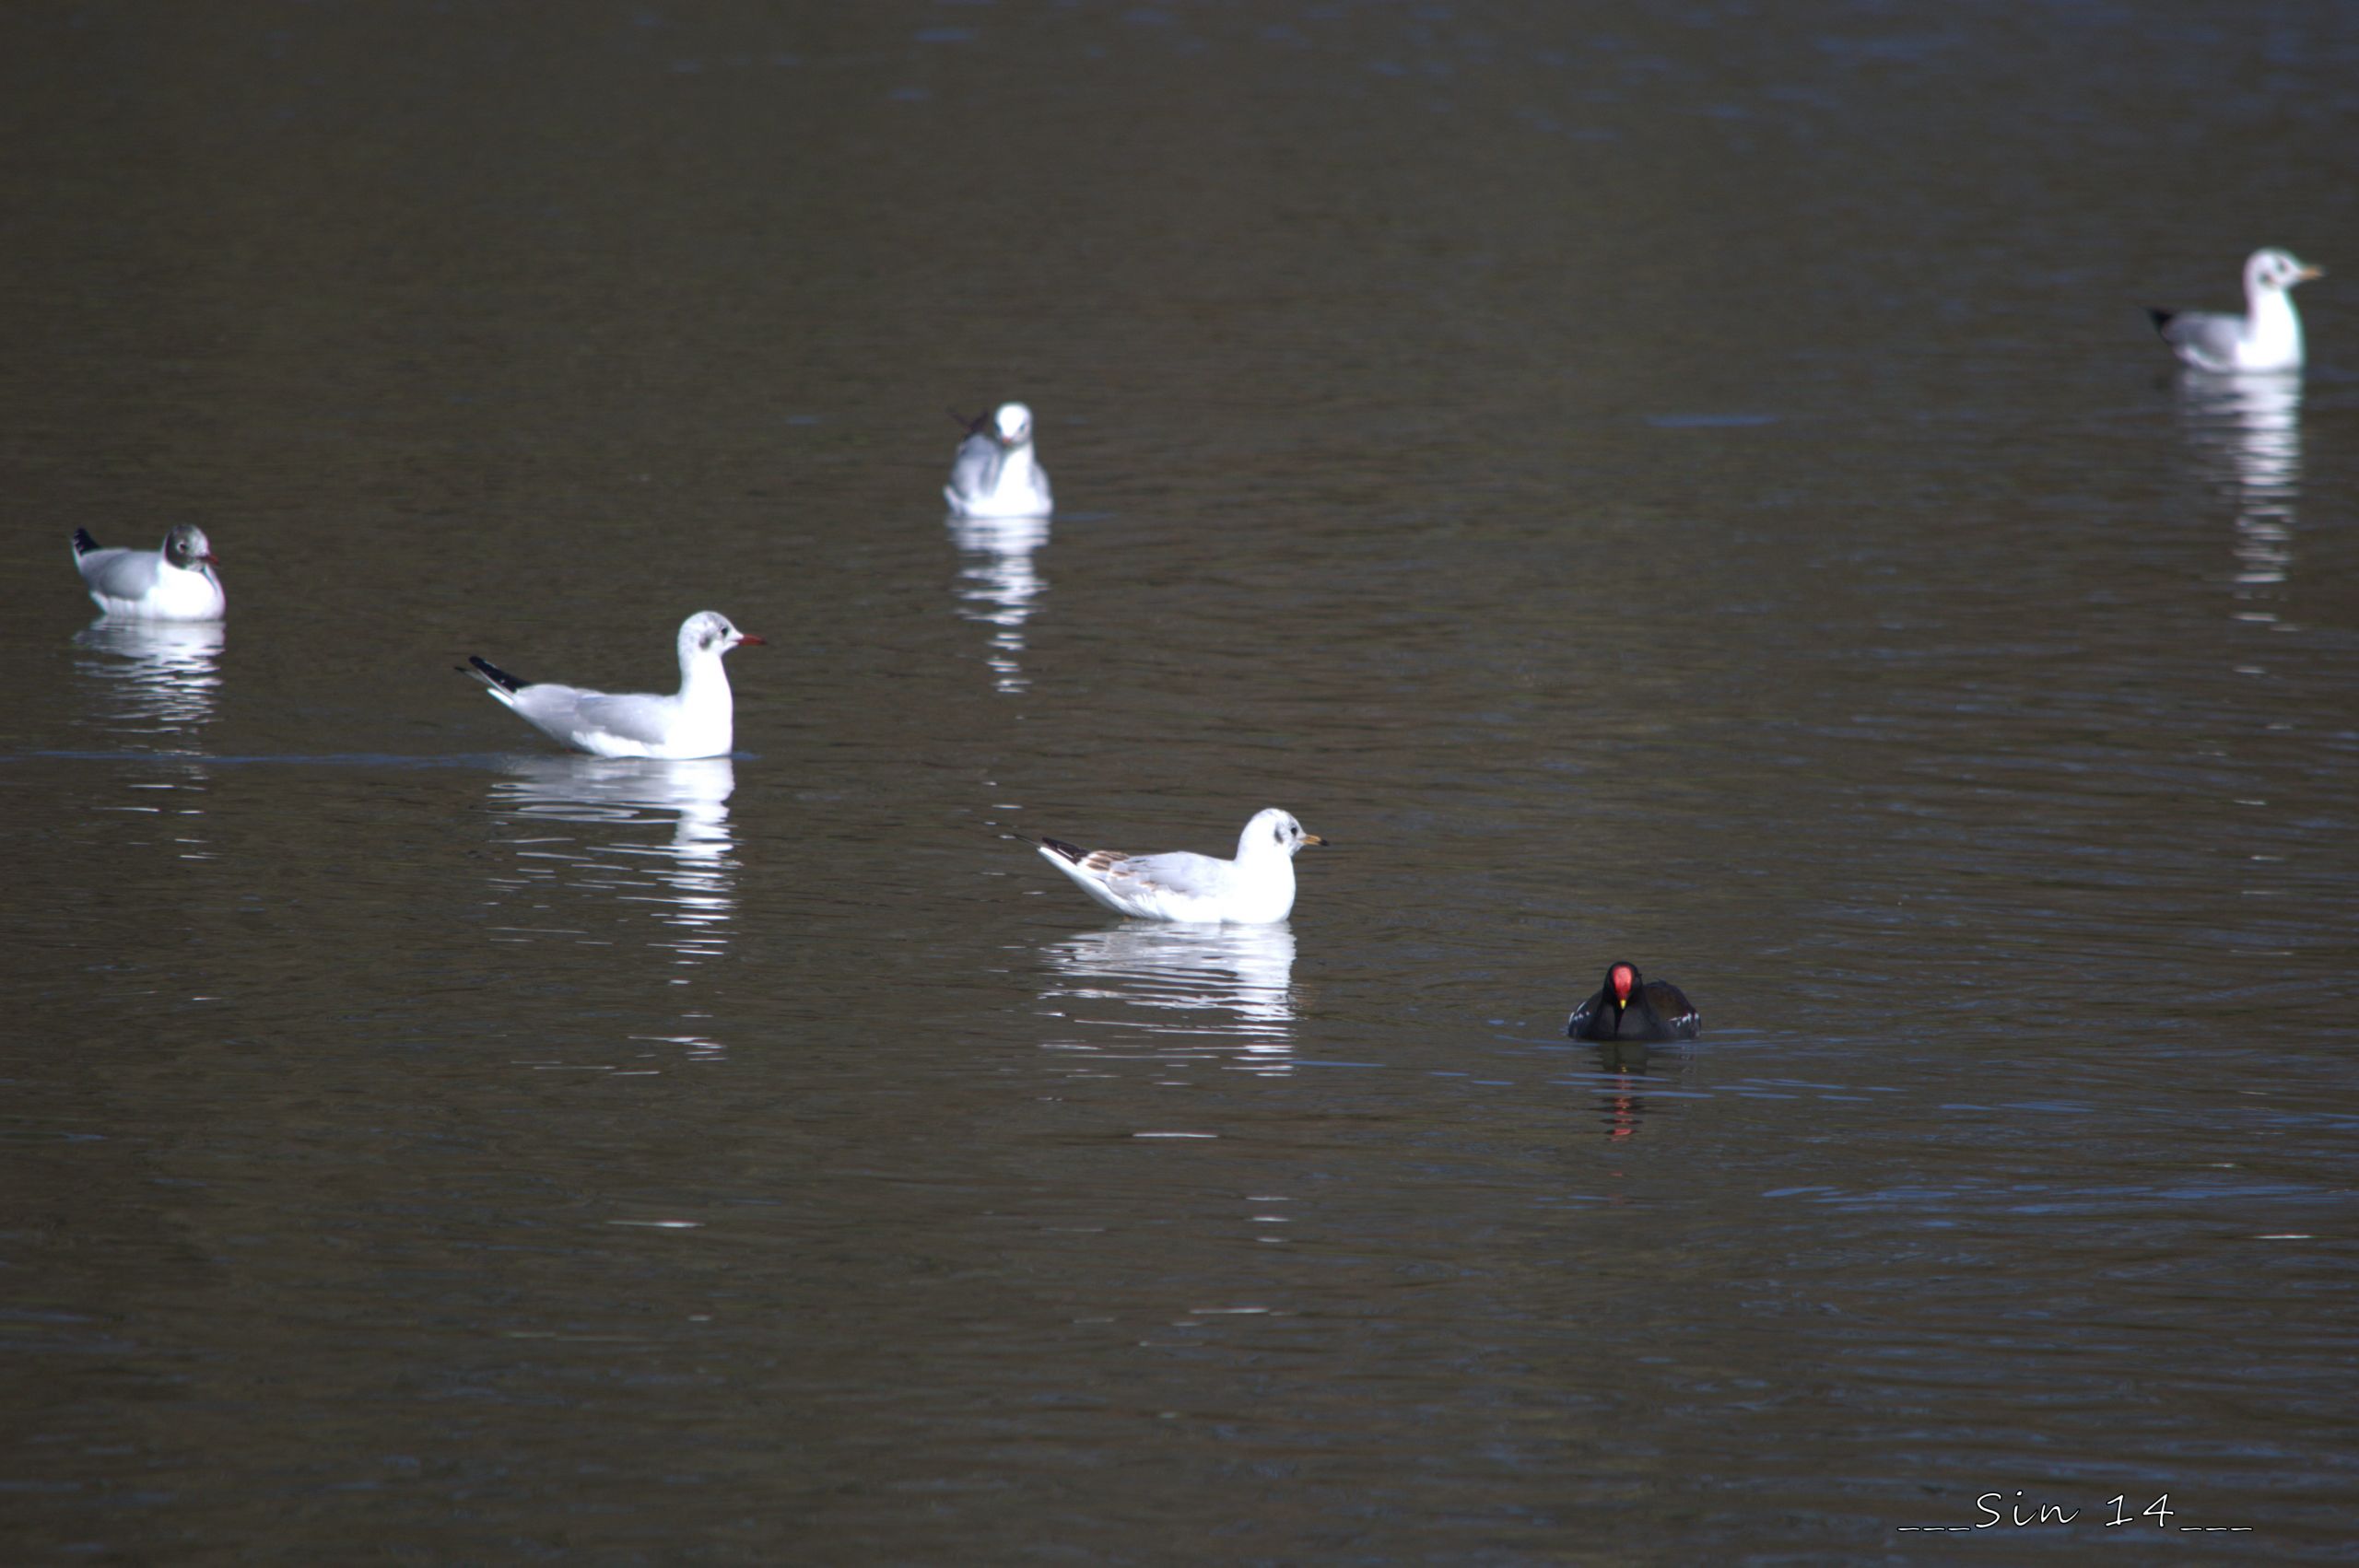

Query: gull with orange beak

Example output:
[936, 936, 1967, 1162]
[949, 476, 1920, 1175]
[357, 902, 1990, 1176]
[2148, 248, 2325, 373]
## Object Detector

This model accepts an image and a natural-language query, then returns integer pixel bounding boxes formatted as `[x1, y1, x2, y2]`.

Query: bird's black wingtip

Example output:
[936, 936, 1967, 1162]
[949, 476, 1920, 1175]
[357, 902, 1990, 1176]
[71, 528, 100, 556]
[1039, 836, 1087, 865]
[467, 654, 525, 693]
[2145, 306, 2175, 332]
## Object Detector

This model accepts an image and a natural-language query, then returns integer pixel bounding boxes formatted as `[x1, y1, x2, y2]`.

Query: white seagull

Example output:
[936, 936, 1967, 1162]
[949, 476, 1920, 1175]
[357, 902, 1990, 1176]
[2149, 248, 2325, 373]
[465, 611, 763, 760]
[1036, 808, 1327, 923]
[70, 525, 226, 621]
[945, 402, 1053, 518]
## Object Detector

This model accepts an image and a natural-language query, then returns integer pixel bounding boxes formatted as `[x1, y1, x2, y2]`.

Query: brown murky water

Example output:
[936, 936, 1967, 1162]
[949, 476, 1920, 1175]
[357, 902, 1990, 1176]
[5, 3, 2357, 1562]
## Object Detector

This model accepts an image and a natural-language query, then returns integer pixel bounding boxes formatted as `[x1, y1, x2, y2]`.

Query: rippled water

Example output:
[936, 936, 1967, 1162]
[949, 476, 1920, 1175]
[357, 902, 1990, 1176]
[6, 3, 2358, 1562]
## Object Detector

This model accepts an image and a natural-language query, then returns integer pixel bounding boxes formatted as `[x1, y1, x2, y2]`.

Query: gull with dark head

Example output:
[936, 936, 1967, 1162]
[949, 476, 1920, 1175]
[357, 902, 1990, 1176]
[70, 524, 226, 621]
[2149, 248, 2325, 373]
[464, 611, 763, 759]
[1036, 807, 1326, 923]
[945, 402, 1053, 518]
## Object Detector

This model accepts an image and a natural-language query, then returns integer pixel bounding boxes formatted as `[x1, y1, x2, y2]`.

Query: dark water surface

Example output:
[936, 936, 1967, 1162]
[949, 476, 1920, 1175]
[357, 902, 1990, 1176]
[6, 3, 2358, 1562]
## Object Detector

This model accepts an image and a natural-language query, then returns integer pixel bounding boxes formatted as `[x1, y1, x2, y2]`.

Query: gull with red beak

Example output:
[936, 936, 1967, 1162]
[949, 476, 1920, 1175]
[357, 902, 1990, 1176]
[464, 611, 764, 760]
[945, 401, 1054, 519]
[69, 524, 226, 621]
[1567, 961, 1701, 1042]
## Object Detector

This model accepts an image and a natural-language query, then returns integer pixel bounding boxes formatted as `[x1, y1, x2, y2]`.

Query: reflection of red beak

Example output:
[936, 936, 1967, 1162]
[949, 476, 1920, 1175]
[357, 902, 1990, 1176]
[736, 634, 767, 646]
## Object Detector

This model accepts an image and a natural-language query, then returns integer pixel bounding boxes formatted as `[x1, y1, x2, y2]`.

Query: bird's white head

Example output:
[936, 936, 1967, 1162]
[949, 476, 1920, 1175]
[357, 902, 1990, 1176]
[2248, 248, 2325, 295]
[163, 524, 218, 571]
[678, 610, 764, 662]
[992, 403, 1035, 447]
[1238, 807, 1328, 860]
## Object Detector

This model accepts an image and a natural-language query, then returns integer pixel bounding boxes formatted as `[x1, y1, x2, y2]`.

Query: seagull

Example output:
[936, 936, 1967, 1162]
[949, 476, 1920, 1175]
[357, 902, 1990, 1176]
[2149, 248, 2325, 373]
[70, 525, 226, 621]
[945, 402, 1053, 518]
[1566, 962, 1701, 1042]
[464, 611, 763, 759]
[1035, 807, 1326, 923]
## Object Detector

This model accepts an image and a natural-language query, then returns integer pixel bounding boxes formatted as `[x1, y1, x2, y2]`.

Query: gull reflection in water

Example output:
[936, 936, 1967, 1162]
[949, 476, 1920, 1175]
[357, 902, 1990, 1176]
[1040, 922, 1297, 1075]
[2175, 371, 2303, 628]
[947, 513, 1050, 694]
[71, 620, 224, 741]
[487, 756, 737, 969]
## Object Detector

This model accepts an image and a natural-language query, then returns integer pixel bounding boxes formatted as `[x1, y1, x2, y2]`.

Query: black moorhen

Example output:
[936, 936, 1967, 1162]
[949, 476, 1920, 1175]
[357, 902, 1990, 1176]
[1566, 961, 1700, 1042]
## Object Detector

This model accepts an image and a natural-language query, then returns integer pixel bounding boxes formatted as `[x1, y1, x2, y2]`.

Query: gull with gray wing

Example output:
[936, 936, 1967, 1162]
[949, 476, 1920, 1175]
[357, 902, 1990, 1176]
[2149, 248, 2324, 373]
[1036, 808, 1326, 923]
[70, 525, 225, 621]
[945, 402, 1053, 518]
[464, 611, 763, 760]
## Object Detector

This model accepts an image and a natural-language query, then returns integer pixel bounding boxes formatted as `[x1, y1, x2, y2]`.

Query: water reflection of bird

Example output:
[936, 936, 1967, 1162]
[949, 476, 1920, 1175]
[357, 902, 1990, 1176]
[1041, 921, 1297, 1057]
[71, 619, 225, 737]
[1566, 962, 1700, 1042]
[488, 756, 738, 964]
[1592, 1040, 1651, 1141]
[947, 512, 1050, 694]
[2147, 248, 2323, 373]
[2173, 370, 2304, 622]
[945, 402, 1053, 519]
